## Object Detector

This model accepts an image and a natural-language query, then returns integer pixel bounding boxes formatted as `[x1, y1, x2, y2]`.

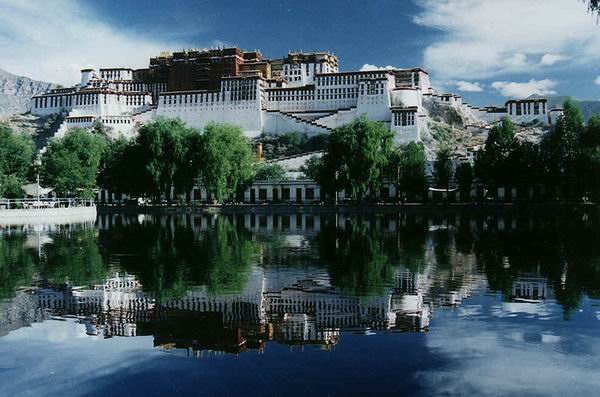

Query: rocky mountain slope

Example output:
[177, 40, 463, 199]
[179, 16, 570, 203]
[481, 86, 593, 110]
[422, 98, 548, 159]
[0, 68, 56, 117]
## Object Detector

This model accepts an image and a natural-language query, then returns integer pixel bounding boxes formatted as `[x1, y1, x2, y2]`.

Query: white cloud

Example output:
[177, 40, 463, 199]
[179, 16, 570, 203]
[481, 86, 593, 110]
[595, 76, 600, 86]
[417, 303, 600, 397]
[541, 53, 567, 66]
[491, 79, 557, 98]
[414, 0, 600, 80]
[359, 64, 398, 71]
[456, 81, 484, 92]
[0, 0, 193, 85]
[506, 53, 528, 68]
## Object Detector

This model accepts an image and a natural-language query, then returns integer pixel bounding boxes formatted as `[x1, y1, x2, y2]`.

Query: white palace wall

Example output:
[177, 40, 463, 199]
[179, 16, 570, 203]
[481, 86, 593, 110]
[31, 58, 559, 149]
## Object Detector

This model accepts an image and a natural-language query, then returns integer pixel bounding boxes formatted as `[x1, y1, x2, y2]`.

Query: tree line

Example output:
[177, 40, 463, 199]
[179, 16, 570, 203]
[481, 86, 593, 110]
[0, 119, 261, 201]
[307, 116, 429, 203]
[3, 100, 600, 203]
[97, 119, 255, 202]
[470, 99, 600, 202]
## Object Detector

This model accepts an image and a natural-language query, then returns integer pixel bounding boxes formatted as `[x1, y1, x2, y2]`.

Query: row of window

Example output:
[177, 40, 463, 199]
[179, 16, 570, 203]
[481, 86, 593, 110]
[100, 118, 132, 124]
[99, 70, 131, 80]
[163, 92, 224, 105]
[393, 112, 416, 127]
[253, 187, 316, 201]
[268, 93, 361, 102]
[509, 102, 546, 116]
[284, 62, 327, 76]
[222, 79, 258, 90]
[316, 73, 386, 87]
[66, 116, 95, 123]
[35, 93, 147, 108]
[34, 95, 72, 108]
[88, 82, 146, 92]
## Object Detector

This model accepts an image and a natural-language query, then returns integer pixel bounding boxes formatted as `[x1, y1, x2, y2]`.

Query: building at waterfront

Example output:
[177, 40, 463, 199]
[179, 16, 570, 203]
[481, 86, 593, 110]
[30, 46, 561, 146]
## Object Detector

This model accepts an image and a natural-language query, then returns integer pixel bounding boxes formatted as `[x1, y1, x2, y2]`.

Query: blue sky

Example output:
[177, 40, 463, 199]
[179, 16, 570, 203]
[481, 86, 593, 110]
[2, 0, 600, 106]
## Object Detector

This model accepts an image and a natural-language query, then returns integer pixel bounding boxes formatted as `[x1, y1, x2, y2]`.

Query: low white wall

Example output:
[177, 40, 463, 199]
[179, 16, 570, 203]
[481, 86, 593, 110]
[0, 206, 97, 226]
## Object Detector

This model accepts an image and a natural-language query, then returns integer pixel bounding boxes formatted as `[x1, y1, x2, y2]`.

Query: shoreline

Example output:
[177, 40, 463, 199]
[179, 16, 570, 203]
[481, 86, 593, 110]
[96, 202, 600, 215]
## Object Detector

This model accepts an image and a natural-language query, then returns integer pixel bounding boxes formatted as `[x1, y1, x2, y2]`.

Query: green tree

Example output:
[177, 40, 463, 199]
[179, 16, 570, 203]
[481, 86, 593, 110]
[581, 115, 600, 201]
[541, 98, 585, 200]
[198, 122, 254, 202]
[434, 145, 453, 192]
[582, 115, 600, 148]
[254, 163, 286, 181]
[317, 117, 393, 202]
[40, 128, 106, 197]
[97, 137, 129, 191]
[135, 118, 197, 201]
[300, 155, 323, 180]
[510, 141, 543, 200]
[0, 124, 34, 198]
[455, 162, 474, 202]
[393, 142, 428, 203]
[0, 174, 25, 198]
[475, 118, 517, 194]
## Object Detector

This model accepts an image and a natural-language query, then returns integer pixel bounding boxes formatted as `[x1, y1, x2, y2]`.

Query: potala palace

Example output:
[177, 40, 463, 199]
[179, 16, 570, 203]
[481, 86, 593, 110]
[30, 47, 564, 144]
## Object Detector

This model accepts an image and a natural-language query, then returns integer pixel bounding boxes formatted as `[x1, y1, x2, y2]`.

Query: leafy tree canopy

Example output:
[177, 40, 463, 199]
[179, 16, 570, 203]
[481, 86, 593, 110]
[317, 117, 393, 202]
[0, 124, 34, 178]
[475, 118, 517, 189]
[0, 124, 35, 198]
[254, 163, 286, 181]
[135, 118, 197, 199]
[434, 145, 453, 190]
[40, 128, 106, 197]
[300, 155, 323, 180]
[455, 162, 474, 201]
[389, 141, 428, 201]
[198, 122, 255, 202]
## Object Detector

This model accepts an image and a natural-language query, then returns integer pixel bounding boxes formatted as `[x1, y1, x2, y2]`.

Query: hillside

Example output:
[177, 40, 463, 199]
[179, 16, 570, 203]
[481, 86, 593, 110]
[544, 96, 600, 122]
[422, 98, 549, 159]
[0, 68, 56, 117]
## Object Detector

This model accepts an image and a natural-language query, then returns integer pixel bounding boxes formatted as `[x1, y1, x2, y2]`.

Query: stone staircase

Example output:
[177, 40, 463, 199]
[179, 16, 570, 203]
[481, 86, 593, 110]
[278, 110, 334, 132]
[311, 106, 357, 128]
[38, 111, 73, 154]
[131, 105, 156, 118]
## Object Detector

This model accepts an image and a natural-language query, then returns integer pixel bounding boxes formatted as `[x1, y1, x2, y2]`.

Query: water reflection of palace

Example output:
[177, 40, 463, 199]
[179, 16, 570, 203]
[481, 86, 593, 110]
[4, 210, 583, 356]
[0, 257, 491, 356]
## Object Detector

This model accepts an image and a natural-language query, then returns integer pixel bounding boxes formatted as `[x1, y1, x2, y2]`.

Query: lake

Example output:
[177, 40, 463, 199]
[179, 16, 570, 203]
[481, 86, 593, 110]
[0, 209, 599, 396]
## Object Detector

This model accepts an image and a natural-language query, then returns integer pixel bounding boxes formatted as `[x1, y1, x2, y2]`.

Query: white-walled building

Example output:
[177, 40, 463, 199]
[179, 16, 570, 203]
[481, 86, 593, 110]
[30, 48, 434, 144]
[31, 46, 559, 147]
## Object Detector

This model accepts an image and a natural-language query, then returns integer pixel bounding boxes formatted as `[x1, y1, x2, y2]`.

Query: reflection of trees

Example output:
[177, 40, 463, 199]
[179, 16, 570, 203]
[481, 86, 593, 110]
[396, 214, 428, 272]
[0, 234, 37, 298]
[454, 218, 474, 255]
[42, 228, 106, 286]
[471, 210, 600, 318]
[316, 218, 396, 297]
[100, 217, 256, 300]
[188, 219, 256, 295]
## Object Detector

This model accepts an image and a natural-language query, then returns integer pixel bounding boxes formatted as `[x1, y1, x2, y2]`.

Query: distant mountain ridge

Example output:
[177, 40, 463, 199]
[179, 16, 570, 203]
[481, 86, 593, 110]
[0, 68, 56, 117]
[543, 95, 600, 122]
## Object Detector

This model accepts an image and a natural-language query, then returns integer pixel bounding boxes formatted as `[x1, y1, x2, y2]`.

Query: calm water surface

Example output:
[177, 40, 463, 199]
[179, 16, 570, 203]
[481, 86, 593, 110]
[1, 210, 600, 396]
